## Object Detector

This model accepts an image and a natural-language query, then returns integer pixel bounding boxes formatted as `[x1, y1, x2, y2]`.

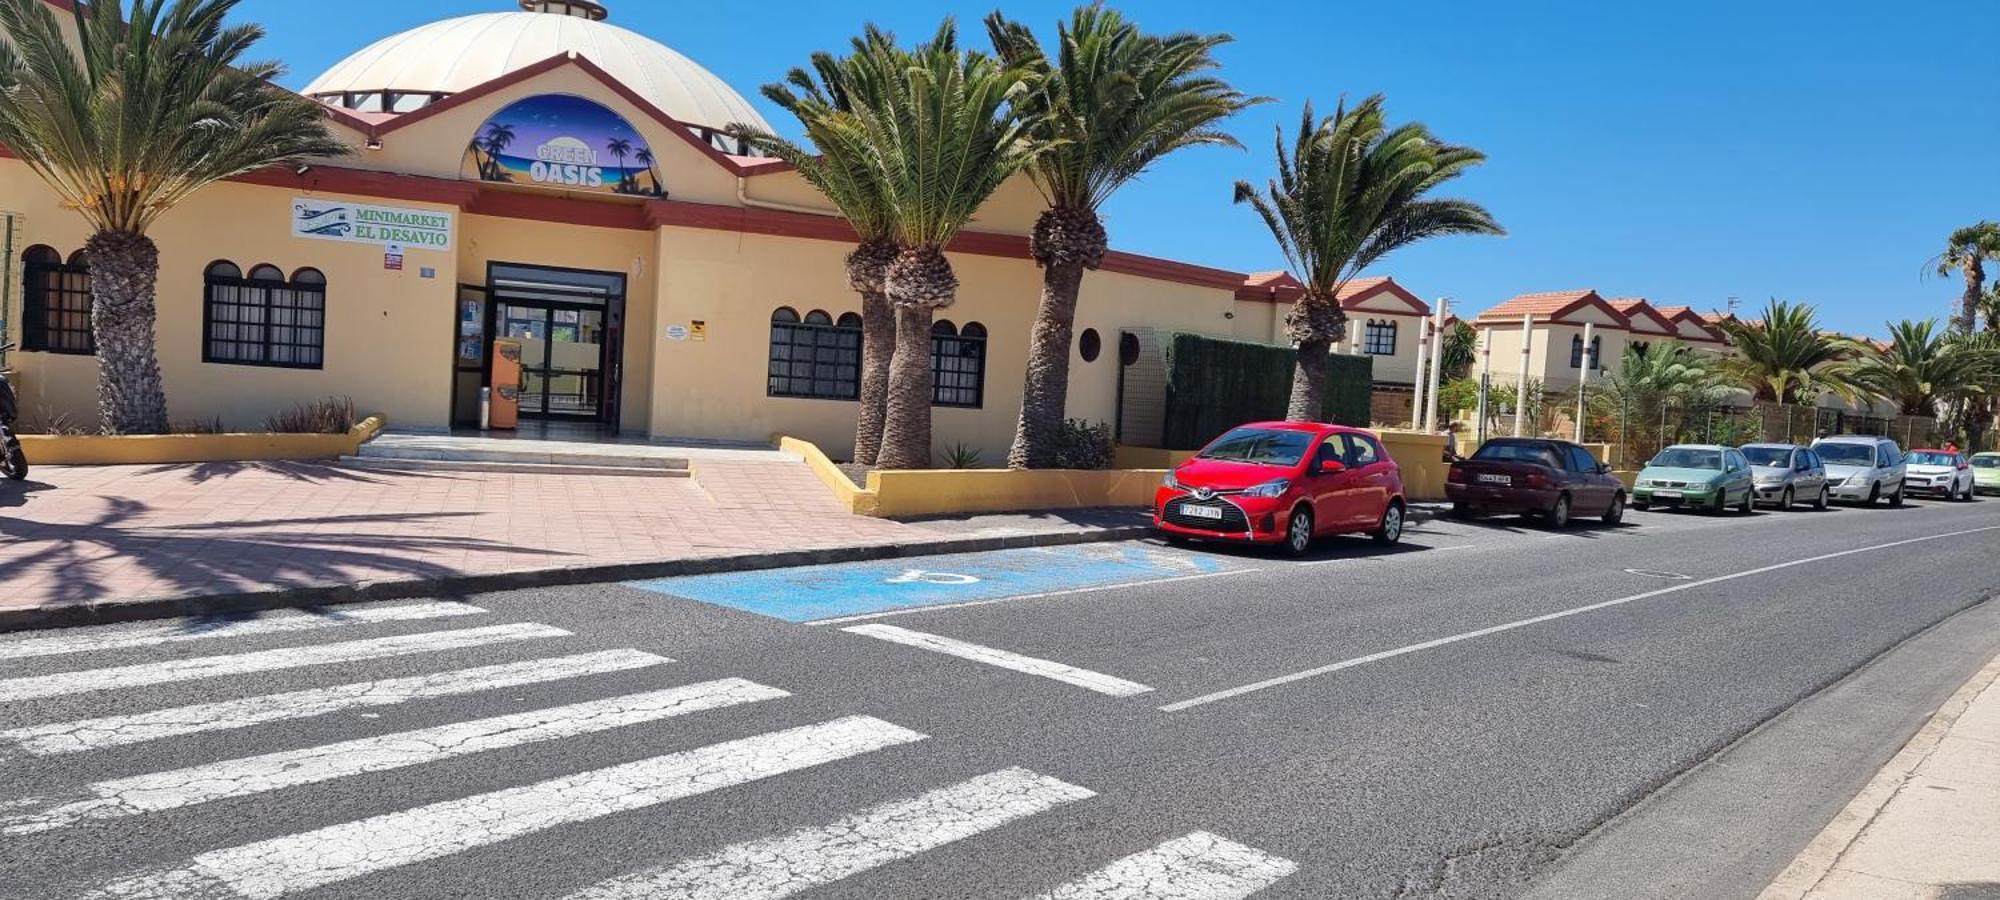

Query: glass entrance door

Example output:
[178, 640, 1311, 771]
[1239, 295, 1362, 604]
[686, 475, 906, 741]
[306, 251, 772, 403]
[484, 263, 626, 425]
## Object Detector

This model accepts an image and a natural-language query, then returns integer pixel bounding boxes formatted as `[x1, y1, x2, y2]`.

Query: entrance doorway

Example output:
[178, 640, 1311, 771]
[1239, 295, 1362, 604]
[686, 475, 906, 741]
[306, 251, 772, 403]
[450, 262, 626, 431]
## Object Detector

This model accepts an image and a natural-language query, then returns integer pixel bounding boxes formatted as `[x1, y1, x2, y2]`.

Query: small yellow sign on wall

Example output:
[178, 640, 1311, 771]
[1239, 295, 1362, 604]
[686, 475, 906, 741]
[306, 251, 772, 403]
[690, 320, 708, 341]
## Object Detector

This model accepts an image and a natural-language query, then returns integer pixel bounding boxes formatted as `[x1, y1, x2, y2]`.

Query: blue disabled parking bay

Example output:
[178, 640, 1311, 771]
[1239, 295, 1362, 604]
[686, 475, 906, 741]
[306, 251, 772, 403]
[626, 544, 1241, 623]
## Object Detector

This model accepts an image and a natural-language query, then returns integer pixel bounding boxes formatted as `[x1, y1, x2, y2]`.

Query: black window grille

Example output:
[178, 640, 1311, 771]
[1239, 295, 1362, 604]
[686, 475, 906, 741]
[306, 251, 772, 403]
[203, 262, 327, 368]
[1364, 320, 1396, 356]
[1569, 334, 1601, 369]
[21, 246, 94, 354]
[767, 307, 861, 400]
[932, 320, 986, 408]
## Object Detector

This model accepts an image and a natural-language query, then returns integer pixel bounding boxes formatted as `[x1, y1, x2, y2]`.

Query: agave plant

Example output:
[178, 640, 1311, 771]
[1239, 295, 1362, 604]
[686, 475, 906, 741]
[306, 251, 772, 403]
[1854, 319, 1998, 416]
[0, 0, 349, 433]
[1235, 96, 1502, 420]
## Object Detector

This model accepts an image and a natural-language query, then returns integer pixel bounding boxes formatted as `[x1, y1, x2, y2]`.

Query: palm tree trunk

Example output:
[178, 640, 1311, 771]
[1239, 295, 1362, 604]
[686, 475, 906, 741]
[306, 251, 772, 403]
[1288, 337, 1329, 422]
[1006, 260, 1086, 469]
[875, 303, 935, 470]
[854, 288, 895, 465]
[85, 230, 168, 434]
[1959, 261, 1984, 335]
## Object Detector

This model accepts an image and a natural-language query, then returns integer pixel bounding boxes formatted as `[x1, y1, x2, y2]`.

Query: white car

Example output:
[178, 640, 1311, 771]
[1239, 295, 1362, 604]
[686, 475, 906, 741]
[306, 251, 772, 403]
[1811, 435, 1906, 506]
[1903, 449, 1977, 501]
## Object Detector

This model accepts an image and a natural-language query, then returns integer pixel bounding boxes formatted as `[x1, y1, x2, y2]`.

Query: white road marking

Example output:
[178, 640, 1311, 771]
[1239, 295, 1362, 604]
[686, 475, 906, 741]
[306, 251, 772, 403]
[564, 767, 1094, 900]
[0, 602, 486, 661]
[1162, 524, 2000, 712]
[0, 623, 569, 703]
[83, 716, 925, 900]
[1028, 831, 1297, 899]
[3, 678, 784, 834]
[844, 623, 1153, 697]
[0, 649, 669, 757]
[807, 570, 1250, 626]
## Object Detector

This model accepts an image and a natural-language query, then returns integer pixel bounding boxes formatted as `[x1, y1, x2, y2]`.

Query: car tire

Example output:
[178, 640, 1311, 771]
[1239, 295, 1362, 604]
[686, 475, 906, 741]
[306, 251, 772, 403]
[1737, 488, 1754, 515]
[1372, 503, 1405, 546]
[1816, 486, 1830, 510]
[1889, 484, 1904, 507]
[1546, 494, 1572, 529]
[1282, 507, 1313, 558]
[1866, 482, 1881, 506]
[1780, 487, 1793, 510]
[1602, 493, 1626, 525]
[1451, 502, 1476, 520]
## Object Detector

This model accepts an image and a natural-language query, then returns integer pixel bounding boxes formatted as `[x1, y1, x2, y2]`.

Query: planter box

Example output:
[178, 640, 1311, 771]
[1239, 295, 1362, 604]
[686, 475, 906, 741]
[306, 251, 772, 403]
[20, 416, 385, 466]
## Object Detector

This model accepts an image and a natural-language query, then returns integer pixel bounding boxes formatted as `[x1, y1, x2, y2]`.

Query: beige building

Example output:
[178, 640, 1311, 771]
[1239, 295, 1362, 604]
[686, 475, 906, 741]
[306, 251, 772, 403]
[1472, 289, 1731, 391]
[1231, 273, 1440, 424]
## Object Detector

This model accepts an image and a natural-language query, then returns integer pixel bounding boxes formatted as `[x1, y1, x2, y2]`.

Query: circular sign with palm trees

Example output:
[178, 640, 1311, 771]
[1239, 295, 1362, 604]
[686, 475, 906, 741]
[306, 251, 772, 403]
[463, 94, 665, 197]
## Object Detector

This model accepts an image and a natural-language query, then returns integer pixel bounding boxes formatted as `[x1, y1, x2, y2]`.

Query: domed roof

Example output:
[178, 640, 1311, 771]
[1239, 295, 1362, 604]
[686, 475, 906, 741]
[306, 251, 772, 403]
[301, 1, 771, 133]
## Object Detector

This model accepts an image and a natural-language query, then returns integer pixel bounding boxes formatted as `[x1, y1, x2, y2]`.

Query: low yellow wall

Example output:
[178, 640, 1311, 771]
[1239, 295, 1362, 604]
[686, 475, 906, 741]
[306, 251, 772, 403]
[865, 468, 1166, 518]
[1377, 429, 1449, 502]
[20, 416, 384, 466]
[776, 434, 879, 516]
[1113, 445, 1198, 469]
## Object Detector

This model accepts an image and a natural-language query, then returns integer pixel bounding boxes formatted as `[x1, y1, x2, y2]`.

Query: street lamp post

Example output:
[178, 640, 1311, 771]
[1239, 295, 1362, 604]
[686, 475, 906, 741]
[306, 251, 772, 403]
[1423, 298, 1450, 433]
[1513, 314, 1533, 437]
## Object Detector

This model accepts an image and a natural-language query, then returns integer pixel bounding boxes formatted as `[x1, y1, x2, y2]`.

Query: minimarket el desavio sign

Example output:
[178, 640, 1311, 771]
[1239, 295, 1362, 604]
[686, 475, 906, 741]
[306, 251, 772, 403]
[463, 93, 666, 197]
[292, 199, 454, 251]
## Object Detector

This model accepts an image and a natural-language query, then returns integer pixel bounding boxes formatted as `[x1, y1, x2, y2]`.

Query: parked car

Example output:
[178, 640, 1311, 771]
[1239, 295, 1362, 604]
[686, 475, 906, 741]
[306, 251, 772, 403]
[1631, 444, 1756, 513]
[1903, 449, 1977, 501]
[1445, 437, 1626, 528]
[1155, 422, 1407, 556]
[1740, 443, 1830, 510]
[1812, 435, 1907, 506]
[1974, 452, 2000, 496]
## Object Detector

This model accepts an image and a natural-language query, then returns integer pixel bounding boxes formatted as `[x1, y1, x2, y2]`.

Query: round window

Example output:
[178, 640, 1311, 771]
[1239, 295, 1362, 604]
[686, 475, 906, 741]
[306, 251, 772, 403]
[1079, 328, 1102, 362]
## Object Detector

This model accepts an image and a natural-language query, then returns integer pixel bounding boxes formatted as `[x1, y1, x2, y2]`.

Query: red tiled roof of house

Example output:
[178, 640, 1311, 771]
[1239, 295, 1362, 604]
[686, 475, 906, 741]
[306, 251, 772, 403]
[1234, 273, 1431, 315]
[1472, 289, 1630, 329]
[1605, 297, 1677, 333]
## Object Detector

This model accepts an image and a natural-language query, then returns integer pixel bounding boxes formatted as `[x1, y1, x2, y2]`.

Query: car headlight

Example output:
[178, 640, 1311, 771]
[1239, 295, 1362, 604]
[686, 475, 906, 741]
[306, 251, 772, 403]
[1163, 471, 1184, 491]
[1241, 479, 1291, 499]
[1848, 474, 1869, 486]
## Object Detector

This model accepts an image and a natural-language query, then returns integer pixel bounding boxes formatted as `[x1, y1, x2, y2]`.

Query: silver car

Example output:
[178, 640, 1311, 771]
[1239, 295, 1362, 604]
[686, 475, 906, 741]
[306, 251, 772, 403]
[1742, 443, 1830, 509]
[1811, 435, 1907, 506]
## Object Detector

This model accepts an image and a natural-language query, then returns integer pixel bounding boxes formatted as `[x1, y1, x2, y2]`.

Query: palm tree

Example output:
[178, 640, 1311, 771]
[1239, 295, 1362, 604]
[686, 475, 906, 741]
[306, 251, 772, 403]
[604, 137, 633, 192]
[1592, 341, 1732, 456]
[838, 22, 1037, 470]
[0, 0, 349, 433]
[1439, 319, 1477, 380]
[478, 123, 517, 180]
[1854, 319, 1997, 416]
[986, 6, 1260, 469]
[1713, 300, 1872, 418]
[730, 27, 902, 464]
[634, 146, 659, 195]
[1235, 96, 1502, 421]
[1935, 222, 2000, 335]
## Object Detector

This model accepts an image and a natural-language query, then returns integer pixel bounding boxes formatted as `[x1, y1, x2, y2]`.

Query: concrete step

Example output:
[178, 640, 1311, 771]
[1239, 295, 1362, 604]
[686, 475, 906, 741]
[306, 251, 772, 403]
[338, 456, 688, 478]
[353, 439, 690, 471]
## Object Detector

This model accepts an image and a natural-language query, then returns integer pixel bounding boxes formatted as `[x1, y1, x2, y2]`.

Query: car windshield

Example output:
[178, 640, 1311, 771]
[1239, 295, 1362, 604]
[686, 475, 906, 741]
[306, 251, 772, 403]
[1197, 428, 1314, 466]
[1975, 456, 2000, 468]
[1650, 447, 1721, 469]
[1908, 452, 1957, 467]
[1816, 443, 1876, 465]
[1472, 441, 1558, 467]
[1742, 446, 1792, 467]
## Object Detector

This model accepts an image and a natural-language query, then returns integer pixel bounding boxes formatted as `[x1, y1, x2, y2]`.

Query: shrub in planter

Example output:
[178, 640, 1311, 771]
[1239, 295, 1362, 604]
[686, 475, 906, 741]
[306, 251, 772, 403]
[266, 396, 357, 434]
[1052, 419, 1114, 470]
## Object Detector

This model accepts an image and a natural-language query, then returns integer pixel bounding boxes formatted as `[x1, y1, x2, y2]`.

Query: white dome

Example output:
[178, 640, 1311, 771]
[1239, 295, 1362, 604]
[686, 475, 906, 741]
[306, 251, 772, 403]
[302, 3, 772, 133]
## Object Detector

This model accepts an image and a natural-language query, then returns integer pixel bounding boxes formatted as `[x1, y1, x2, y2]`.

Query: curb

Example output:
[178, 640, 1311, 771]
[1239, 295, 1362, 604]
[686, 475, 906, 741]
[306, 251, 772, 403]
[1755, 648, 2000, 900]
[0, 525, 1155, 634]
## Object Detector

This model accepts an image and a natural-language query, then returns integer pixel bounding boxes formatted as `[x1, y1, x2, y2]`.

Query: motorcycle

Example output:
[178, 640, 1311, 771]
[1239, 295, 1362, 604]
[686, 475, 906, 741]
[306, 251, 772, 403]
[0, 343, 25, 480]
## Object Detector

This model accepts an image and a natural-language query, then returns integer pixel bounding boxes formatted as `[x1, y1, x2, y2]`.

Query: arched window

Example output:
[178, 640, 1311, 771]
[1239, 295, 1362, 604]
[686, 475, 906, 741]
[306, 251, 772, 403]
[21, 245, 93, 354]
[1363, 319, 1397, 356]
[931, 320, 986, 408]
[203, 261, 327, 368]
[767, 307, 860, 400]
[1569, 334, 1601, 369]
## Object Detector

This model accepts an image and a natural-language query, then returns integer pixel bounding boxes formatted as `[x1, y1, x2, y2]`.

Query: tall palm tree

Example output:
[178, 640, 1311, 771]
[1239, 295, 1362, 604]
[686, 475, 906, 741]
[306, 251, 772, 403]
[986, 6, 1260, 469]
[1591, 340, 1732, 456]
[839, 22, 1036, 470]
[1935, 222, 2000, 335]
[633, 146, 659, 195]
[1855, 319, 1997, 416]
[604, 137, 633, 192]
[1235, 96, 1502, 420]
[479, 123, 517, 180]
[0, 0, 349, 433]
[1712, 299, 1872, 412]
[730, 27, 902, 464]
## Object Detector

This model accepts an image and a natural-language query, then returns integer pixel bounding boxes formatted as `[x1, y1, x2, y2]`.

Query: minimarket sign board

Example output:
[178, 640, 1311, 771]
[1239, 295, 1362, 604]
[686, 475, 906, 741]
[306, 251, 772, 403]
[292, 198, 454, 251]
[462, 93, 665, 197]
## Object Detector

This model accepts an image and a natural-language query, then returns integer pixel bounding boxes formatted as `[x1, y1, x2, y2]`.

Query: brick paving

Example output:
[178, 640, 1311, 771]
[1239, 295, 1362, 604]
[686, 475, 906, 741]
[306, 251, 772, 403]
[0, 459, 924, 614]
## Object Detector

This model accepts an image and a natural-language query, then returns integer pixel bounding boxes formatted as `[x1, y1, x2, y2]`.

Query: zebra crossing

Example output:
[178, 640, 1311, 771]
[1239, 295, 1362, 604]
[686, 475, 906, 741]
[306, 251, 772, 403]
[0, 601, 1297, 899]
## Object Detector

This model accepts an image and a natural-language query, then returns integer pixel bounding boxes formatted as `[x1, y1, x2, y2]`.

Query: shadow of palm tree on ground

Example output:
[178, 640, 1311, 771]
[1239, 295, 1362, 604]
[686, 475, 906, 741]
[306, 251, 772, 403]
[141, 461, 460, 486]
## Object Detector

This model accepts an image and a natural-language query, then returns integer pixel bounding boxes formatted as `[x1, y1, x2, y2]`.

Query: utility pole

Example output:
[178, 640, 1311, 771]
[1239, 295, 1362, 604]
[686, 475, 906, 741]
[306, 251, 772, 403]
[1410, 315, 1430, 430]
[1476, 326, 1493, 444]
[1574, 321, 1595, 442]
[1514, 314, 1534, 437]
[1423, 298, 1450, 432]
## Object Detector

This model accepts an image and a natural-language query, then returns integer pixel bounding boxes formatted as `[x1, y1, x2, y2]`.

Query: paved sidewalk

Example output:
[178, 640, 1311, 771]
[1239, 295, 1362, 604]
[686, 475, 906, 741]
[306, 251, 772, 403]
[1762, 651, 2000, 900]
[0, 460, 1147, 628]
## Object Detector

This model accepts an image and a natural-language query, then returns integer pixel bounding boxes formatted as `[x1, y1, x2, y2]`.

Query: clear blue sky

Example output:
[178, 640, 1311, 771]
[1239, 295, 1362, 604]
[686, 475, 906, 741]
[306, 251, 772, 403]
[241, 0, 2000, 336]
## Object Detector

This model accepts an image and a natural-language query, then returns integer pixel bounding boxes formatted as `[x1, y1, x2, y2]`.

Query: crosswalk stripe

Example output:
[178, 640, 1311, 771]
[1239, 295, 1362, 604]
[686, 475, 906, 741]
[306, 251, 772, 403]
[3, 678, 787, 834]
[0, 649, 669, 757]
[563, 767, 1095, 900]
[842, 623, 1154, 697]
[0, 601, 486, 661]
[84, 715, 926, 900]
[0, 623, 569, 703]
[1026, 831, 1298, 900]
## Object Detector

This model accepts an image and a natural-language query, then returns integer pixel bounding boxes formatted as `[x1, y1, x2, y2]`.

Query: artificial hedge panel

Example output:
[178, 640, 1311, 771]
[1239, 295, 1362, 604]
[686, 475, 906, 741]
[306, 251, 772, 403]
[1159, 333, 1373, 450]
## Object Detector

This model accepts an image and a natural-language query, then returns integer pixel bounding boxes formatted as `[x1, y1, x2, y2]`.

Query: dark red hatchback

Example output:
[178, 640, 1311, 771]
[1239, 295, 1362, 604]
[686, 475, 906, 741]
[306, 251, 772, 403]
[1154, 422, 1407, 556]
[1446, 438, 1627, 528]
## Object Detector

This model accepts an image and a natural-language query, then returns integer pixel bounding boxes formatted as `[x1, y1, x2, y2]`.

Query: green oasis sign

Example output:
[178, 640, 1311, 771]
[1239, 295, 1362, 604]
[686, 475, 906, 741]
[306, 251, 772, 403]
[292, 198, 454, 250]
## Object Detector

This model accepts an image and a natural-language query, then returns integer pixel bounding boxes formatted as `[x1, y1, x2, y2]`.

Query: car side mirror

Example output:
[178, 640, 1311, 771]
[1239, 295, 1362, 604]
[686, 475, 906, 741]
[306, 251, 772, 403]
[1597, 463, 1612, 475]
[1318, 459, 1346, 475]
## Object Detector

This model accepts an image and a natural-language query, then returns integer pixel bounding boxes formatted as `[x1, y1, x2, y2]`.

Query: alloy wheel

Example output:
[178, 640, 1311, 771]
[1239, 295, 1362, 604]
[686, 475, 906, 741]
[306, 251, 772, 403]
[1548, 495, 1571, 529]
[1374, 505, 1403, 545]
[1285, 510, 1312, 557]
[1602, 494, 1625, 525]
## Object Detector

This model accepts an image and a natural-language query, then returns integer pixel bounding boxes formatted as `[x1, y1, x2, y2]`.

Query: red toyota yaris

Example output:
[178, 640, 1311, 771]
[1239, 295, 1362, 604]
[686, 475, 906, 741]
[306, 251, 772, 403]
[1154, 421, 1408, 556]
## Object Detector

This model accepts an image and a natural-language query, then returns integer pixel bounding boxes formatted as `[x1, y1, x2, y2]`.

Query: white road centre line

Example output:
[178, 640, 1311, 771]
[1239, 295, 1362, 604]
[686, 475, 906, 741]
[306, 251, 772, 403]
[1028, 831, 1298, 900]
[0, 648, 670, 757]
[82, 715, 926, 900]
[1161, 524, 2000, 712]
[844, 623, 1153, 697]
[563, 767, 1095, 900]
[2, 678, 786, 834]
[0, 601, 487, 661]
[0, 623, 569, 703]
[806, 570, 1251, 627]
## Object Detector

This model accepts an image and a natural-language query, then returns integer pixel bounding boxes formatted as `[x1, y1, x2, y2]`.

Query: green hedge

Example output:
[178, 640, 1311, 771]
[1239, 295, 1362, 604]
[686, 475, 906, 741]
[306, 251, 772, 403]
[1160, 333, 1373, 450]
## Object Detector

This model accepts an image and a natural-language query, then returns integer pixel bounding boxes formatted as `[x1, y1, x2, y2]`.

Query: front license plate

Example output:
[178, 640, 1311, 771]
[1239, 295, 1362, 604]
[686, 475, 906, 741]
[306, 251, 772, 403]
[1477, 474, 1511, 485]
[1181, 504, 1223, 520]
[1652, 490, 1682, 499]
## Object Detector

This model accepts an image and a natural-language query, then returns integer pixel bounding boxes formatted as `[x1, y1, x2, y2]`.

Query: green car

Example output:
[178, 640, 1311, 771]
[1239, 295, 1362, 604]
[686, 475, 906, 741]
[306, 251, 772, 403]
[1974, 453, 2000, 495]
[1631, 444, 1757, 513]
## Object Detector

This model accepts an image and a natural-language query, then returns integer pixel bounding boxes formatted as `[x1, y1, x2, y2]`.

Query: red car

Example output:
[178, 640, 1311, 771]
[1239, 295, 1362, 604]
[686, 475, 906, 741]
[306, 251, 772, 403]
[1445, 437, 1627, 527]
[1154, 422, 1407, 556]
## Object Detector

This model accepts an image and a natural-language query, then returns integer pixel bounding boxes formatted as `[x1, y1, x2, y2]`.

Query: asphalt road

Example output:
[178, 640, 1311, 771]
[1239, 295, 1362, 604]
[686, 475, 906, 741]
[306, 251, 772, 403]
[2, 495, 1997, 899]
